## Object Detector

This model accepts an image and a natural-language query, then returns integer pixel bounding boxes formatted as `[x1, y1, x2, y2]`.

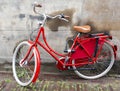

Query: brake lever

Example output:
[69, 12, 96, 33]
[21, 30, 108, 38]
[59, 14, 69, 22]
[59, 17, 69, 22]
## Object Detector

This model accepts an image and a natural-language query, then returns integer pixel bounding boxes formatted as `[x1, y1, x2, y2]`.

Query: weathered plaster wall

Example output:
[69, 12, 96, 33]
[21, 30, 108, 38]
[0, 0, 120, 62]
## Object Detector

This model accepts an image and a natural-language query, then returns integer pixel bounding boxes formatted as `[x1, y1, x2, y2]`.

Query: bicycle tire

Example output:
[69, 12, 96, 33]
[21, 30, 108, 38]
[12, 41, 40, 86]
[72, 42, 115, 79]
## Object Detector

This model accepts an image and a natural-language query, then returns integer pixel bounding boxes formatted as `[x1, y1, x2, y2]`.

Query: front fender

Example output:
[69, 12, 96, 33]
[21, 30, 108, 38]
[27, 40, 41, 83]
[32, 46, 41, 83]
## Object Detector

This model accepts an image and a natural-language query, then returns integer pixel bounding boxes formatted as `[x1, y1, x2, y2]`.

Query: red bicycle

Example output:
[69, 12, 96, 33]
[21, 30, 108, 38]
[12, 3, 117, 86]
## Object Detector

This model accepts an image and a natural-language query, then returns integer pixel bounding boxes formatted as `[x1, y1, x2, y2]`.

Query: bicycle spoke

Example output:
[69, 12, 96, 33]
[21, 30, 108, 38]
[73, 42, 114, 79]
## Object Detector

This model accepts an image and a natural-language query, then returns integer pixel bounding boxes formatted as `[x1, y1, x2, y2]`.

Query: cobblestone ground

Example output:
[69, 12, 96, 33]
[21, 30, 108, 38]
[0, 72, 120, 91]
[0, 62, 120, 91]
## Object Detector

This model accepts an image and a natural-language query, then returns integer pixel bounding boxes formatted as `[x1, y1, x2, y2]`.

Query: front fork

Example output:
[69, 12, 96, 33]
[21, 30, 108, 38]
[19, 44, 34, 67]
[19, 40, 37, 67]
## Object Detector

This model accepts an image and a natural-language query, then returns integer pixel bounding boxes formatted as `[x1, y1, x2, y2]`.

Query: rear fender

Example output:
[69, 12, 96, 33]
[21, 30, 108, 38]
[104, 40, 117, 59]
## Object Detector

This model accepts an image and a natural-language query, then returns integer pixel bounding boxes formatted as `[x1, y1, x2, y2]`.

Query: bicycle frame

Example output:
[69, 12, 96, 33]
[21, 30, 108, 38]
[21, 25, 117, 70]
[20, 27, 65, 66]
[18, 25, 117, 84]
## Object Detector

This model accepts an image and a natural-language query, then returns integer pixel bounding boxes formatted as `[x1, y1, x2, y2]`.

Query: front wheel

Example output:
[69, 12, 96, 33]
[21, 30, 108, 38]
[72, 42, 115, 79]
[12, 41, 40, 86]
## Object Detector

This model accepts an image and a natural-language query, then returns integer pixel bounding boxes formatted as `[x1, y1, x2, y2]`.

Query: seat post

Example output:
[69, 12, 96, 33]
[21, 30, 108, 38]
[77, 33, 81, 37]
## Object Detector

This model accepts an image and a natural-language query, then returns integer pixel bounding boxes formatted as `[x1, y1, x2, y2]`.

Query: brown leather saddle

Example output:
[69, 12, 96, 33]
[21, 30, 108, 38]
[73, 25, 91, 33]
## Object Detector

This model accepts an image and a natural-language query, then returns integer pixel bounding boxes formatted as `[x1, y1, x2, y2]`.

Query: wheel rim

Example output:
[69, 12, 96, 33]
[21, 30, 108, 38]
[12, 41, 37, 86]
[72, 42, 114, 79]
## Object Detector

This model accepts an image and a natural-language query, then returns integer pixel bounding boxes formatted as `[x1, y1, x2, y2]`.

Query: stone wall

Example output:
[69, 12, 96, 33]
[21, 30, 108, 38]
[0, 0, 120, 63]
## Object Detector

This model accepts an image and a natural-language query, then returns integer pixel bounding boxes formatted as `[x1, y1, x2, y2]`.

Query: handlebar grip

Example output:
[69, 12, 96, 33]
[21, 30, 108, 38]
[34, 4, 42, 7]
[35, 4, 42, 7]
[34, 2, 42, 7]
[33, 2, 42, 14]
[64, 15, 70, 18]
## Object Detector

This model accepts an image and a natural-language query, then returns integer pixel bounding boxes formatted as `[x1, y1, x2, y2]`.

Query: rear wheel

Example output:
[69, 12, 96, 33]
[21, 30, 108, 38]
[72, 42, 115, 79]
[12, 41, 40, 86]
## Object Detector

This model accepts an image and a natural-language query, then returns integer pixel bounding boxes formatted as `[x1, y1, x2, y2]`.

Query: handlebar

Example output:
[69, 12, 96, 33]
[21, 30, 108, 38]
[33, 2, 69, 23]
[47, 14, 69, 22]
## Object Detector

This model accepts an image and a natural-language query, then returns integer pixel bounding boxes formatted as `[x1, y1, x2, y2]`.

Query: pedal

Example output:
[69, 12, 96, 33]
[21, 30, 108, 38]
[64, 49, 75, 53]
[64, 50, 68, 53]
